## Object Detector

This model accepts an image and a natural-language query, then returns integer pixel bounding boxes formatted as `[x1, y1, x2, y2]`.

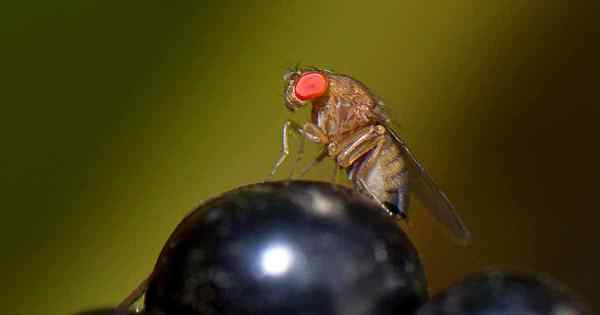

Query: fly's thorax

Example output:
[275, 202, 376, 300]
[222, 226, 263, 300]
[311, 79, 380, 140]
[326, 75, 379, 109]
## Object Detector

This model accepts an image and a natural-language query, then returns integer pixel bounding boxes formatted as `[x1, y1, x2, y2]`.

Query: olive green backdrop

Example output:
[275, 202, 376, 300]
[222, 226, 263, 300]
[2, 1, 598, 314]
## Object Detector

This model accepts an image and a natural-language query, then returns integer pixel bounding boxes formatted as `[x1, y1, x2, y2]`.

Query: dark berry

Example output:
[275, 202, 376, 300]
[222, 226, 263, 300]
[144, 180, 427, 315]
[417, 271, 589, 315]
[73, 308, 138, 315]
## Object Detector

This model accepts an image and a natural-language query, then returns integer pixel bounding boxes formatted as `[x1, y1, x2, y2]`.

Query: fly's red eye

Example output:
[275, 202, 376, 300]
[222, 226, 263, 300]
[294, 73, 328, 101]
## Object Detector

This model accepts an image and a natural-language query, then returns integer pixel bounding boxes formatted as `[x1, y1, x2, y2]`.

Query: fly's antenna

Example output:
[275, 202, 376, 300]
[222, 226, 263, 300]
[277, 60, 302, 72]
[279, 61, 303, 80]
[281, 62, 337, 75]
[302, 65, 321, 72]
[297, 64, 335, 73]
[279, 60, 303, 74]
[292, 61, 303, 72]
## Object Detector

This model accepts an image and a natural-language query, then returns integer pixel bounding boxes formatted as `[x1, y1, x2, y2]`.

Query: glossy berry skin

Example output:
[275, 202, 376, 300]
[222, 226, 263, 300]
[416, 271, 590, 315]
[144, 180, 427, 315]
[73, 308, 138, 315]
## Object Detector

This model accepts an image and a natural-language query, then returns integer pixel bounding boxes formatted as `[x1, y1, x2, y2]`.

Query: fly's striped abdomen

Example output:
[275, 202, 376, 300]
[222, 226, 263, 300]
[349, 135, 410, 218]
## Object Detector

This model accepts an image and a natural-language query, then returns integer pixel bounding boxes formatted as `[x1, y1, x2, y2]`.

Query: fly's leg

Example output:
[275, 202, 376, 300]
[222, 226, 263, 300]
[331, 165, 339, 184]
[289, 132, 305, 178]
[327, 125, 379, 158]
[117, 276, 151, 311]
[292, 123, 328, 178]
[267, 120, 328, 181]
[267, 120, 303, 181]
[303, 122, 329, 144]
[351, 134, 409, 220]
[298, 148, 328, 178]
[332, 125, 386, 168]
[297, 149, 340, 182]
[351, 133, 385, 178]
[326, 124, 384, 187]
[357, 178, 393, 216]
[333, 126, 398, 216]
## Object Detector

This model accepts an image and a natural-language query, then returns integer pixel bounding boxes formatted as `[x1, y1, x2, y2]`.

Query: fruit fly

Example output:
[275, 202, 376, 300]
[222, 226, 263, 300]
[269, 67, 471, 242]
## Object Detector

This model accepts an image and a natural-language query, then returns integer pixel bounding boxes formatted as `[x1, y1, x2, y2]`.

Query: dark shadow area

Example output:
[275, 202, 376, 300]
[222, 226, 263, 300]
[456, 3, 599, 310]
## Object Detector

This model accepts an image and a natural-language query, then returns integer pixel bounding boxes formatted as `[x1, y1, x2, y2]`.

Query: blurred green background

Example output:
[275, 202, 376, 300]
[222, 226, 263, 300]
[2, 1, 599, 314]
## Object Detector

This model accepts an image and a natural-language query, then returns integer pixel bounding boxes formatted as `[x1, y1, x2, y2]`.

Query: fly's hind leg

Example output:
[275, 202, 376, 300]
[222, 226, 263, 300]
[355, 137, 410, 221]
[334, 126, 400, 217]
[356, 178, 393, 216]
[117, 275, 151, 311]
[335, 126, 386, 169]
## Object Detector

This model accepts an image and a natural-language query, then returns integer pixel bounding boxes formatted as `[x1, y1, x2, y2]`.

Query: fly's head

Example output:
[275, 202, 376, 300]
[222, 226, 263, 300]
[283, 68, 331, 112]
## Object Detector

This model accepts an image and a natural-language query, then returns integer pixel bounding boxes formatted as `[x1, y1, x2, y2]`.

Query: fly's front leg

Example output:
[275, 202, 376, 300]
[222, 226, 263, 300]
[295, 123, 329, 178]
[289, 131, 306, 178]
[298, 148, 328, 178]
[302, 122, 329, 144]
[267, 120, 328, 181]
[290, 122, 329, 178]
[267, 120, 303, 181]
[331, 165, 339, 184]
[294, 122, 328, 178]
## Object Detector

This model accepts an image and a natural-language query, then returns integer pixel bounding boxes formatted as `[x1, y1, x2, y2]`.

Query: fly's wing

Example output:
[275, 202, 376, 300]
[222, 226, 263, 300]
[384, 125, 472, 243]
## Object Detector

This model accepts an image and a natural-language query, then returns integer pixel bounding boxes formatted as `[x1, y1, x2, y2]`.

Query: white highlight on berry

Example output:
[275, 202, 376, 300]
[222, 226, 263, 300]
[261, 244, 293, 276]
